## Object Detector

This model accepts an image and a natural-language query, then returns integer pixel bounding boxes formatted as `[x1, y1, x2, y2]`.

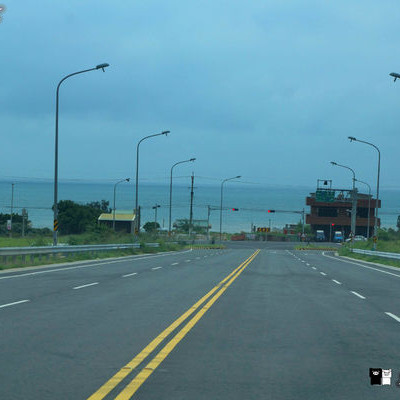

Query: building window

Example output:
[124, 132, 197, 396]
[317, 207, 338, 217]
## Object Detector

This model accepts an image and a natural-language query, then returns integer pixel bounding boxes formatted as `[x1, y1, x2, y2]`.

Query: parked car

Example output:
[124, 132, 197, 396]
[333, 231, 344, 243]
[315, 230, 326, 242]
[345, 235, 367, 242]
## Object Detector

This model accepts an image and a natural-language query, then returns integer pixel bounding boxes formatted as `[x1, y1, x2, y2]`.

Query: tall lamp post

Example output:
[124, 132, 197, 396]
[134, 131, 169, 236]
[113, 178, 130, 231]
[168, 158, 196, 236]
[53, 63, 110, 246]
[355, 178, 371, 240]
[331, 162, 357, 241]
[153, 204, 161, 233]
[220, 176, 241, 242]
[348, 136, 380, 248]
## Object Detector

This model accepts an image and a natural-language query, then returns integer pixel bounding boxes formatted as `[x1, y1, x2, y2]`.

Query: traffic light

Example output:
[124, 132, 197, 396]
[232, 208, 239, 211]
[331, 223, 335, 227]
[268, 210, 275, 213]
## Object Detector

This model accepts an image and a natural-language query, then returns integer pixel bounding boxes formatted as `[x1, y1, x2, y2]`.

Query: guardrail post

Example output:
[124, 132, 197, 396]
[22, 255, 26, 264]
[3, 256, 7, 265]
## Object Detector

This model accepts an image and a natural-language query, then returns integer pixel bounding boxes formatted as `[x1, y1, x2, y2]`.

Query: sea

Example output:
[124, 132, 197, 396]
[0, 180, 399, 233]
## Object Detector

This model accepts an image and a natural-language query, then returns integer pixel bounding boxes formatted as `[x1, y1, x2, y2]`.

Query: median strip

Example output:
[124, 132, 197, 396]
[87, 249, 260, 400]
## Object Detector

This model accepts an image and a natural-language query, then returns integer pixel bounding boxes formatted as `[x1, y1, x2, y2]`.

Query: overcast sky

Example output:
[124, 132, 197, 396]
[1, 0, 399, 191]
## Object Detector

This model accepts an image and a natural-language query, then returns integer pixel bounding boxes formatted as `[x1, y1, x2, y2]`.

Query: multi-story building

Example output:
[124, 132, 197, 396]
[305, 180, 380, 240]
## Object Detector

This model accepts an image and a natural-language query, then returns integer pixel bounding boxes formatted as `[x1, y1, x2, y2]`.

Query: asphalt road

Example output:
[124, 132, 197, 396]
[1, 242, 400, 399]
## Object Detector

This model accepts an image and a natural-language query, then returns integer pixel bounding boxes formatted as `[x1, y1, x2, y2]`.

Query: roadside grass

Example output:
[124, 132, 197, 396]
[338, 243, 400, 269]
[186, 244, 226, 250]
[0, 240, 184, 271]
[295, 244, 338, 251]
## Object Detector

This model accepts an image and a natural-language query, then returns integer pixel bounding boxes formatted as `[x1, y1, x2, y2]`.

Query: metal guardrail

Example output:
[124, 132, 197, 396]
[352, 248, 400, 260]
[0, 243, 160, 265]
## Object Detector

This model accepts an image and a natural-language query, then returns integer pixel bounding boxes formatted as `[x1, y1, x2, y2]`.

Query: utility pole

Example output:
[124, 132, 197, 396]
[207, 205, 211, 240]
[189, 173, 194, 237]
[9, 183, 14, 238]
[22, 208, 27, 237]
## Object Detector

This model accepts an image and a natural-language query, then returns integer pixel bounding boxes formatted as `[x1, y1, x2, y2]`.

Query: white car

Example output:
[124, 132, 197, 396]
[345, 235, 367, 242]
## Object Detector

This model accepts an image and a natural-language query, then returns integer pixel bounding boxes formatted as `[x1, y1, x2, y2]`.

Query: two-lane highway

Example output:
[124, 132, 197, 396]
[1, 243, 400, 399]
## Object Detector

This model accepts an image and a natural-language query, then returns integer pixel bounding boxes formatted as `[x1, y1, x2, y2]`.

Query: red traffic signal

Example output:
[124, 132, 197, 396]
[232, 208, 239, 211]
[267, 210, 276, 213]
[331, 223, 335, 226]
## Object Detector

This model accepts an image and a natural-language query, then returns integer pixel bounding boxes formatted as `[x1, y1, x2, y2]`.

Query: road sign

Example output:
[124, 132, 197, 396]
[6, 219, 11, 231]
[53, 219, 58, 232]
[316, 189, 335, 202]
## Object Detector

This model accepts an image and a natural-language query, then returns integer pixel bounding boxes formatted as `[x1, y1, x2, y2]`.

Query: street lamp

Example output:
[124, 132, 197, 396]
[389, 72, 400, 82]
[220, 176, 241, 242]
[331, 161, 357, 241]
[113, 178, 130, 231]
[53, 63, 110, 246]
[152, 204, 161, 233]
[348, 136, 380, 248]
[168, 158, 196, 236]
[134, 131, 169, 236]
[355, 178, 371, 240]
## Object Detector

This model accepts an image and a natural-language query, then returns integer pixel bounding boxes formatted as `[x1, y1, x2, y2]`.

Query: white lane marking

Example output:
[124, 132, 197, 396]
[185, 260, 191, 263]
[312, 267, 317, 270]
[332, 279, 342, 285]
[306, 263, 310, 266]
[152, 267, 162, 270]
[320, 272, 327, 276]
[171, 262, 179, 266]
[73, 282, 99, 290]
[0, 299, 30, 309]
[122, 272, 137, 277]
[0, 249, 193, 281]
[350, 291, 366, 299]
[322, 252, 400, 278]
[385, 312, 400, 323]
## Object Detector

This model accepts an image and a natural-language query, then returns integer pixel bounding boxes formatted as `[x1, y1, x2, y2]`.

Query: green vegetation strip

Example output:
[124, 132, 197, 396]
[0, 242, 184, 271]
[338, 246, 400, 269]
[295, 245, 337, 251]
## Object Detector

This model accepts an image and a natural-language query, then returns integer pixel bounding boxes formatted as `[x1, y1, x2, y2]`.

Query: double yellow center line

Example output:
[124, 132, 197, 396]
[87, 249, 260, 400]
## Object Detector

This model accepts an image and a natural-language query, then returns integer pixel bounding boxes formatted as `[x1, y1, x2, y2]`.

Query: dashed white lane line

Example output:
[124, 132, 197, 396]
[185, 260, 191, 263]
[152, 267, 162, 270]
[171, 262, 179, 266]
[320, 272, 327, 276]
[385, 312, 400, 323]
[301, 260, 305, 263]
[312, 267, 317, 270]
[306, 263, 310, 266]
[332, 279, 342, 285]
[350, 291, 366, 299]
[122, 272, 138, 278]
[73, 282, 99, 290]
[0, 299, 30, 309]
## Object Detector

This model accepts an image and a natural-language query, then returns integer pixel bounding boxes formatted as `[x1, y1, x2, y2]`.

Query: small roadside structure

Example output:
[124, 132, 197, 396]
[98, 213, 135, 233]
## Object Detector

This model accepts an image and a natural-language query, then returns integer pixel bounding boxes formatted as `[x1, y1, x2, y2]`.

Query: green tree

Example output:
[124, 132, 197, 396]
[173, 219, 190, 233]
[143, 222, 160, 233]
[57, 200, 110, 234]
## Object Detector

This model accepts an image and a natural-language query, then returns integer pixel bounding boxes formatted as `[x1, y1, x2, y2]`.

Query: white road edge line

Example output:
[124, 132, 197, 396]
[332, 279, 342, 285]
[122, 272, 138, 277]
[152, 267, 162, 270]
[73, 282, 99, 290]
[0, 299, 30, 309]
[385, 312, 400, 323]
[0, 249, 193, 281]
[350, 291, 366, 299]
[322, 252, 400, 278]
[320, 272, 327, 276]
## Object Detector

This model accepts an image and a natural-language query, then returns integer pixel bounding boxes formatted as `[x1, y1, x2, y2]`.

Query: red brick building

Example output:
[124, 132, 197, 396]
[306, 184, 380, 240]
